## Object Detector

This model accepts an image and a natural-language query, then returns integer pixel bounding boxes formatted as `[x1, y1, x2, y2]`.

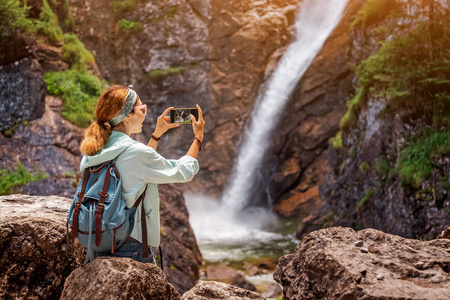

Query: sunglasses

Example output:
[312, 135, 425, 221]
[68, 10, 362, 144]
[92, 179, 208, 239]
[135, 104, 147, 116]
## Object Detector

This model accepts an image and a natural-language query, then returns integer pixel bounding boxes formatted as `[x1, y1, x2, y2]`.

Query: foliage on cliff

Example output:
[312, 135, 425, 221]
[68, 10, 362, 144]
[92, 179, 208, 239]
[1, 0, 104, 127]
[341, 0, 450, 188]
[0, 163, 48, 195]
[45, 70, 104, 127]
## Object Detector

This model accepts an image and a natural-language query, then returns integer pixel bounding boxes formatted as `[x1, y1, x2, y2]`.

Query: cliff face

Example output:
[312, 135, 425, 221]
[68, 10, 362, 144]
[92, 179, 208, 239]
[297, 0, 450, 239]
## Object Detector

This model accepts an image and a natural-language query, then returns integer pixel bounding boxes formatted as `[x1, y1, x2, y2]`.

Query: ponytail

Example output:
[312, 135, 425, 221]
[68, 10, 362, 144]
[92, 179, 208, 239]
[79, 85, 129, 156]
[80, 122, 111, 156]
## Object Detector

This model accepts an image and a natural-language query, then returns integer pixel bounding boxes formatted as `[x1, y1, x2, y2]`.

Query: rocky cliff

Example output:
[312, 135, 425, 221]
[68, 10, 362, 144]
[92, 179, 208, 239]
[296, 0, 450, 239]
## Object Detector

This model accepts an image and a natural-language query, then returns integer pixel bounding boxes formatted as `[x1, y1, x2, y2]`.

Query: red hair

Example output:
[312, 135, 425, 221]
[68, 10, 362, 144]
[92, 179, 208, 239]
[80, 85, 129, 156]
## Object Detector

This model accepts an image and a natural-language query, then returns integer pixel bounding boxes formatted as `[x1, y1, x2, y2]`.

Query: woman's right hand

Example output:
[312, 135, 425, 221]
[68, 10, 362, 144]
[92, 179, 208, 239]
[190, 104, 205, 141]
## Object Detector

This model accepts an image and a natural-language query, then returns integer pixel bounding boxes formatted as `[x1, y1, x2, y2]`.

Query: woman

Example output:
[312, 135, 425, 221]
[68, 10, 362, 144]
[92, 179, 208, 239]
[79, 85, 204, 264]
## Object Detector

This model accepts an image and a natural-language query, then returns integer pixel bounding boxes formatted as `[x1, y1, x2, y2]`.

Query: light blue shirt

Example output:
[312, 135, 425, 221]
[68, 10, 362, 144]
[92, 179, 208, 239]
[80, 131, 199, 246]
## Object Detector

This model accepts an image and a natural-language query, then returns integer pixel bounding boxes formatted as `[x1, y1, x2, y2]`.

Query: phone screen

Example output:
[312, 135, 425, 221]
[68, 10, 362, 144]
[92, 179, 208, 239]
[170, 108, 198, 124]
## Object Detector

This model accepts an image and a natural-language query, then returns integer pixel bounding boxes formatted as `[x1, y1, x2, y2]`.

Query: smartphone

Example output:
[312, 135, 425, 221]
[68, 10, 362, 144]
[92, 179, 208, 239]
[170, 108, 198, 124]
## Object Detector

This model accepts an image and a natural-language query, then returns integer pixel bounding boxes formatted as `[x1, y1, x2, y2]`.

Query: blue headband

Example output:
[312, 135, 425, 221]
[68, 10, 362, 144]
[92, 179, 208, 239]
[109, 88, 137, 127]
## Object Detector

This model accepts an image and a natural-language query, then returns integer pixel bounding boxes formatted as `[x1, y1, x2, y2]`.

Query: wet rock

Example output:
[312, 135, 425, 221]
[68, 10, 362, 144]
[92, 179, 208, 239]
[274, 227, 450, 299]
[0, 194, 84, 300]
[231, 271, 257, 292]
[158, 184, 203, 294]
[261, 283, 283, 299]
[206, 265, 237, 282]
[0, 58, 46, 132]
[61, 257, 181, 300]
[182, 281, 265, 300]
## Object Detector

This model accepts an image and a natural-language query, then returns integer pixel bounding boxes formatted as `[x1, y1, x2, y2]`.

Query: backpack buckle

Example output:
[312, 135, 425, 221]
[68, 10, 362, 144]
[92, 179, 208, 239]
[98, 191, 109, 198]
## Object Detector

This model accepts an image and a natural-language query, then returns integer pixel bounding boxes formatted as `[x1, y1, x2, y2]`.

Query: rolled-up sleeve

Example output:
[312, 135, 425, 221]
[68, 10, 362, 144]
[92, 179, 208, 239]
[143, 148, 200, 184]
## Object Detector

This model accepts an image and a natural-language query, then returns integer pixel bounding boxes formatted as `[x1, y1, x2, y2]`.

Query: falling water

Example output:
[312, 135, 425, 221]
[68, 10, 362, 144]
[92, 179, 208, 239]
[222, 0, 349, 212]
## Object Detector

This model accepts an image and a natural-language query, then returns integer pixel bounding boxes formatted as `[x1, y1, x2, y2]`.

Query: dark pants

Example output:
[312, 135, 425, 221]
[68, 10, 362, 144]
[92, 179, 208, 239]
[93, 238, 156, 264]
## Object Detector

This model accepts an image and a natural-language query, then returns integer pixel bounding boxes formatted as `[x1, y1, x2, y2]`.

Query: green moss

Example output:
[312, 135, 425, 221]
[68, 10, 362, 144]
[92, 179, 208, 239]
[0, 162, 48, 195]
[330, 131, 343, 149]
[348, 145, 357, 158]
[169, 263, 177, 270]
[147, 66, 185, 81]
[398, 128, 450, 189]
[357, 189, 374, 211]
[0, 0, 34, 36]
[44, 70, 105, 127]
[35, 0, 64, 44]
[119, 19, 143, 34]
[61, 33, 95, 71]
[112, 0, 137, 16]
[340, 87, 366, 132]
[359, 162, 370, 173]
[375, 156, 390, 177]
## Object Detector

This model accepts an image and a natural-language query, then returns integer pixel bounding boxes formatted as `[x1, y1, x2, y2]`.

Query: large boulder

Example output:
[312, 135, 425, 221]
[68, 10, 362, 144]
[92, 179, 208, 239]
[0, 194, 84, 300]
[61, 257, 181, 300]
[158, 184, 203, 294]
[182, 281, 265, 300]
[274, 227, 450, 299]
[0, 58, 46, 132]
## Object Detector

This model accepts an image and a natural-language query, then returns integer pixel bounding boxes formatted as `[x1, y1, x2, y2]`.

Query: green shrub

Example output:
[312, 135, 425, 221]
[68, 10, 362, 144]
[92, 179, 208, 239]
[44, 70, 105, 127]
[330, 131, 343, 149]
[61, 33, 95, 70]
[0, 162, 48, 195]
[112, 0, 137, 16]
[357, 189, 374, 211]
[35, 0, 64, 44]
[398, 128, 450, 189]
[0, 0, 34, 36]
[355, 21, 450, 127]
[148, 66, 186, 81]
[119, 19, 143, 34]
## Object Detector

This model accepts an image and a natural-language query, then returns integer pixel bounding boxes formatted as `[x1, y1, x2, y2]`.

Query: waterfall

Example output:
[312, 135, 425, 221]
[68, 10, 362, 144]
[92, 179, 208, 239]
[222, 0, 349, 211]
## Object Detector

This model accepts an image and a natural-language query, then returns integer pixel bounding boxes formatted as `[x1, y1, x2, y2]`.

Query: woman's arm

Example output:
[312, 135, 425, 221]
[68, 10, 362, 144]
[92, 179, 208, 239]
[147, 107, 179, 151]
[186, 104, 205, 159]
[148, 105, 205, 158]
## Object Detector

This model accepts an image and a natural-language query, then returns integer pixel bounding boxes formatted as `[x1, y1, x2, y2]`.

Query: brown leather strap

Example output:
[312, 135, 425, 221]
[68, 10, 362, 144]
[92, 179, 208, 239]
[72, 203, 81, 239]
[72, 169, 90, 239]
[141, 198, 149, 258]
[133, 187, 149, 258]
[95, 166, 112, 247]
[90, 161, 111, 174]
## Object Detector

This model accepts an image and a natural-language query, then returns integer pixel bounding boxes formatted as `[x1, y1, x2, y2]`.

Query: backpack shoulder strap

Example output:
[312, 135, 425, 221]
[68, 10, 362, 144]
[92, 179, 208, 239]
[132, 186, 149, 258]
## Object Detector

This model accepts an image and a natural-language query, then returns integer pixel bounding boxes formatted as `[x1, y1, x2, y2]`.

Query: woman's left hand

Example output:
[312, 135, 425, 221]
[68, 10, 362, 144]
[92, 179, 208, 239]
[154, 107, 179, 137]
